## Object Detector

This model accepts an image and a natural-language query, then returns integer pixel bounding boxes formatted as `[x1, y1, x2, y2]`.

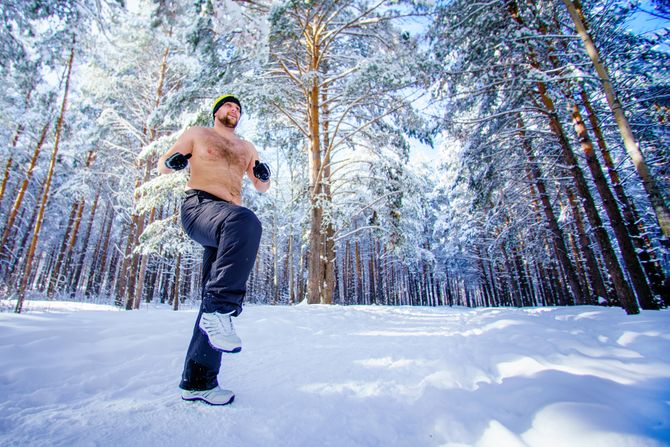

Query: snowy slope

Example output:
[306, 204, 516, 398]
[0, 301, 669, 447]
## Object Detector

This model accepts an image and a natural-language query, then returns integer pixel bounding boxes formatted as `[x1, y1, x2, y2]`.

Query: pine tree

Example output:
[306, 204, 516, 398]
[255, 0, 431, 304]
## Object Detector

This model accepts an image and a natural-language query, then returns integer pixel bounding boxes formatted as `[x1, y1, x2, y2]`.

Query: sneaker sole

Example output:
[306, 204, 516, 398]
[210, 343, 242, 354]
[182, 395, 235, 406]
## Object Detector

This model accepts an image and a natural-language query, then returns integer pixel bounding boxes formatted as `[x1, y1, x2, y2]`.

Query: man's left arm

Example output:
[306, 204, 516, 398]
[246, 143, 271, 193]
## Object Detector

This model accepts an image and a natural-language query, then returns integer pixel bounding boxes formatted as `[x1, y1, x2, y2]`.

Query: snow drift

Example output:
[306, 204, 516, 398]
[1, 301, 669, 446]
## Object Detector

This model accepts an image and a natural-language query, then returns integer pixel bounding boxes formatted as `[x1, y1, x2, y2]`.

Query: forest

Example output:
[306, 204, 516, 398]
[0, 0, 668, 315]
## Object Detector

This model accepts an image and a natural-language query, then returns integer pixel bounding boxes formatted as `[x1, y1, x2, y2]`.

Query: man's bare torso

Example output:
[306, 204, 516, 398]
[186, 127, 253, 205]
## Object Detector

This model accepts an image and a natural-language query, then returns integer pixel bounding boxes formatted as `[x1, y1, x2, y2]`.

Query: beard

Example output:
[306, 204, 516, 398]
[218, 113, 238, 128]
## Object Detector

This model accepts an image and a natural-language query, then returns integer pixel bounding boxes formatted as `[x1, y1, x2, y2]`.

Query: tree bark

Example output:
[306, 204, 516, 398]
[506, 0, 638, 314]
[132, 208, 156, 309]
[172, 252, 181, 311]
[86, 202, 113, 297]
[321, 86, 335, 305]
[307, 46, 324, 304]
[518, 117, 585, 304]
[580, 87, 668, 300]
[287, 232, 295, 304]
[5, 197, 38, 289]
[563, 0, 670, 237]
[0, 120, 51, 257]
[537, 82, 638, 314]
[0, 158, 13, 211]
[116, 180, 140, 305]
[570, 102, 658, 309]
[15, 41, 75, 313]
[130, 45, 171, 309]
[70, 190, 100, 295]
[0, 112, 28, 210]
[564, 187, 610, 302]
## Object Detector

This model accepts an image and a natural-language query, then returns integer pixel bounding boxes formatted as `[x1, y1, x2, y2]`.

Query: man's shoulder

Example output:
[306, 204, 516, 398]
[183, 126, 217, 142]
[185, 126, 210, 135]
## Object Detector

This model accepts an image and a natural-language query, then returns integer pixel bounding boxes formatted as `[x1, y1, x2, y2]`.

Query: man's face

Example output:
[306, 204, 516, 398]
[216, 101, 241, 128]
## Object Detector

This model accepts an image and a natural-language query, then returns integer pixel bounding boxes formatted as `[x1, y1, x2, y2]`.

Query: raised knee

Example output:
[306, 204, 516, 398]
[231, 207, 262, 235]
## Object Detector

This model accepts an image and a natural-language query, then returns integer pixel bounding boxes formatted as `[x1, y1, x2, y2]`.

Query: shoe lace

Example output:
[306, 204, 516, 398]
[215, 312, 236, 336]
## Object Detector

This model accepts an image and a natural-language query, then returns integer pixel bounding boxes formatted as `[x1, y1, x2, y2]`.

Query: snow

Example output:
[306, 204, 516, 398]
[1, 302, 669, 447]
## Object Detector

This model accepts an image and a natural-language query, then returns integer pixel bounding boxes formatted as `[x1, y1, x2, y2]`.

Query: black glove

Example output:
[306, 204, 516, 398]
[165, 152, 192, 170]
[253, 160, 271, 183]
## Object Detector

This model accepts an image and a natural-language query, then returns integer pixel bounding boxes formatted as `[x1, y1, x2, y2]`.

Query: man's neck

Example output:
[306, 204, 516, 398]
[213, 123, 236, 138]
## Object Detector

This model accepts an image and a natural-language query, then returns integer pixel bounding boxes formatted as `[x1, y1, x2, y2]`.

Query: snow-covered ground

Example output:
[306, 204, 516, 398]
[1, 301, 669, 447]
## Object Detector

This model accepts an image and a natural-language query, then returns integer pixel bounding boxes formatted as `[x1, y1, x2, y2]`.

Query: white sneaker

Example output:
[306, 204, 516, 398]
[181, 387, 235, 406]
[198, 311, 242, 353]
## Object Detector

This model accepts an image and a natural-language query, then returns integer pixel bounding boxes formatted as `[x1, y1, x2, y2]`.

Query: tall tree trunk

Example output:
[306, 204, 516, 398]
[476, 250, 493, 307]
[368, 238, 377, 305]
[60, 199, 86, 289]
[116, 180, 140, 305]
[130, 45, 171, 309]
[6, 197, 39, 290]
[355, 239, 362, 304]
[302, 17, 327, 305]
[172, 253, 181, 311]
[132, 208, 156, 309]
[307, 99, 324, 304]
[321, 86, 335, 305]
[563, 0, 670, 237]
[507, 0, 638, 314]
[501, 243, 522, 307]
[47, 201, 82, 297]
[0, 158, 13, 210]
[46, 202, 76, 294]
[0, 120, 51, 257]
[519, 117, 585, 304]
[570, 102, 658, 309]
[287, 232, 295, 304]
[271, 203, 278, 305]
[0, 102, 29, 210]
[15, 41, 75, 313]
[580, 87, 668, 299]
[537, 82, 638, 314]
[564, 186, 610, 302]
[70, 190, 99, 295]
[86, 202, 113, 297]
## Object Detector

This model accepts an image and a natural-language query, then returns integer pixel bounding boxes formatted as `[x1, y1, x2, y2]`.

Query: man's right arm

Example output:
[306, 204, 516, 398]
[157, 128, 195, 175]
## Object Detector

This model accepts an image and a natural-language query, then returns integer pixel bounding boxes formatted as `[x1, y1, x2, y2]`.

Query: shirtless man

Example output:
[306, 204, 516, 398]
[158, 94, 271, 406]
